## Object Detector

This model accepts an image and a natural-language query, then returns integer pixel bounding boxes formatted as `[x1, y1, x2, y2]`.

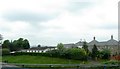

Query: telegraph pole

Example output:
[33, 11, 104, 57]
[0, 34, 3, 46]
[0, 34, 3, 58]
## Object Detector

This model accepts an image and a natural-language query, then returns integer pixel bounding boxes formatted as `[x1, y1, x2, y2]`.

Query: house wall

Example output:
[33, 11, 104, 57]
[88, 45, 118, 55]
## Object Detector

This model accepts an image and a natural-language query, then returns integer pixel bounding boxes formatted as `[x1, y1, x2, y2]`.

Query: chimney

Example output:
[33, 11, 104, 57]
[111, 35, 113, 39]
[93, 37, 95, 40]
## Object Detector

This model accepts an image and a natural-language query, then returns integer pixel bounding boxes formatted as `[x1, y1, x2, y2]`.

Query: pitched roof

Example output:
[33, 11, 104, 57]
[63, 35, 118, 47]
[98, 42, 106, 46]
[75, 41, 88, 46]
[64, 43, 76, 48]
[29, 46, 55, 50]
[106, 39, 118, 45]
[88, 40, 99, 46]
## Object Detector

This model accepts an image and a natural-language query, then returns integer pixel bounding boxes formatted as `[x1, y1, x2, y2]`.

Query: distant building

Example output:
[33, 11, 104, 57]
[64, 35, 118, 55]
[20, 46, 57, 53]
[63, 43, 76, 48]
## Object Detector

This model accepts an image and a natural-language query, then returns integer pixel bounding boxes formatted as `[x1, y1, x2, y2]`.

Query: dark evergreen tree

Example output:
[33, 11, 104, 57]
[82, 41, 89, 54]
[91, 44, 99, 59]
[17, 38, 24, 49]
[23, 39, 30, 49]
[2, 40, 10, 49]
[12, 40, 19, 51]
[9, 41, 14, 51]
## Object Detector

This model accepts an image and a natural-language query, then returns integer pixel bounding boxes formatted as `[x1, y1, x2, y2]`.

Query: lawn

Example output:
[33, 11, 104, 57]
[2, 55, 88, 64]
[2, 55, 120, 69]
[0, 56, 2, 62]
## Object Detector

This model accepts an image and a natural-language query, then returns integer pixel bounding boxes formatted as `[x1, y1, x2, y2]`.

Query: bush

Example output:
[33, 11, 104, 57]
[13, 48, 88, 61]
[2, 48, 10, 56]
[102, 60, 120, 65]
[47, 48, 88, 60]
[100, 49, 111, 59]
[65, 48, 87, 60]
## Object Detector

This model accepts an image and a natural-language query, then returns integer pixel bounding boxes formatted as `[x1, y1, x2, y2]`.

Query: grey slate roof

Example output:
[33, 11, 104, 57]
[63, 35, 118, 47]
[75, 41, 84, 46]
[97, 42, 106, 46]
[29, 46, 55, 50]
[88, 40, 99, 46]
[106, 39, 118, 46]
[64, 43, 76, 48]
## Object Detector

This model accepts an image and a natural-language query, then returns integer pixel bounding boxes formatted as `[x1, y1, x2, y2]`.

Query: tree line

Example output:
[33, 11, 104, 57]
[51, 42, 111, 60]
[2, 38, 30, 52]
[12, 42, 111, 61]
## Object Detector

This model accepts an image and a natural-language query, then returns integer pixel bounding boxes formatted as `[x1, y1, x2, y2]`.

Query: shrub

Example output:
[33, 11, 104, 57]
[13, 48, 88, 61]
[102, 60, 120, 65]
[100, 49, 111, 60]
[2, 48, 10, 56]
[65, 48, 87, 60]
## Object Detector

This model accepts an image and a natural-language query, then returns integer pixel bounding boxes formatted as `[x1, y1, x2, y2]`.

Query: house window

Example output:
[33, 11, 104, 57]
[36, 50, 38, 52]
[27, 50, 29, 52]
[33, 50, 35, 52]
[39, 51, 42, 53]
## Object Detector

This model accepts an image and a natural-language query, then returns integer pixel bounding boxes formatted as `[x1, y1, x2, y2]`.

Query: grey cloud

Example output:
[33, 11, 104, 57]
[2, 11, 59, 22]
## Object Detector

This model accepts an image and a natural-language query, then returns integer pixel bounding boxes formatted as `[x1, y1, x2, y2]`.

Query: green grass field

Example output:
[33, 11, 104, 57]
[2, 55, 88, 64]
[0, 56, 2, 62]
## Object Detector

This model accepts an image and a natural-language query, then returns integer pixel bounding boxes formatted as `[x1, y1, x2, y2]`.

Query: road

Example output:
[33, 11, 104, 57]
[1, 62, 29, 69]
[1, 62, 120, 69]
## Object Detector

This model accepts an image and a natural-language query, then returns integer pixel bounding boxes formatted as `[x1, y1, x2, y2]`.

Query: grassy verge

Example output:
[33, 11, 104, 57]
[0, 56, 2, 62]
[2, 55, 120, 69]
[101, 60, 120, 65]
[2, 55, 88, 64]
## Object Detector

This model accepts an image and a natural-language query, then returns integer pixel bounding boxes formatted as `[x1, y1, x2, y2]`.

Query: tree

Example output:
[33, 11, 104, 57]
[2, 40, 10, 49]
[91, 44, 99, 60]
[38, 44, 41, 47]
[9, 41, 14, 51]
[3, 38, 31, 51]
[12, 40, 19, 51]
[23, 39, 30, 49]
[17, 38, 24, 49]
[57, 43, 64, 51]
[56, 43, 65, 57]
[82, 41, 89, 54]
[12, 38, 30, 50]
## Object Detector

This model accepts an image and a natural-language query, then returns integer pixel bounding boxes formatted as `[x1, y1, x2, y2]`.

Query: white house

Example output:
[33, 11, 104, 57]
[20, 46, 57, 53]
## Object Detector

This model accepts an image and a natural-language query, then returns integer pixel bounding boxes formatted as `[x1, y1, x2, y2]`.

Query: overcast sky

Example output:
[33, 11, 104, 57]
[0, 0, 119, 46]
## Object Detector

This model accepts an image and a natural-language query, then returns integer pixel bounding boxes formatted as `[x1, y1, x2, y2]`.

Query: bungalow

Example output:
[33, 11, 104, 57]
[20, 46, 57, 53]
